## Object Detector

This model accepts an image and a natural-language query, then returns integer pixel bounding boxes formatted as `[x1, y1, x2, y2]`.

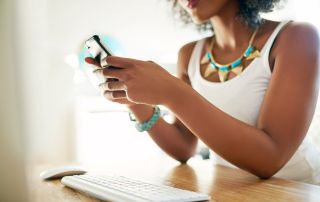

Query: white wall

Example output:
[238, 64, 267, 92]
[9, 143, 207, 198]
[45, 0, 203, 62]
[14, 0, 204, 164]
[13, 0, 320, 164]
[0, 0, 28, 201]
[15, 0, 75, 163]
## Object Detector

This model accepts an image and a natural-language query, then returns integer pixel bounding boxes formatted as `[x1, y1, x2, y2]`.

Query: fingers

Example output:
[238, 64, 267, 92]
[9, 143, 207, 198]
[105, 56, 141, 69]
[85, 57, 101, 68]
[86, 56, 141, 70]
[99, 81, 127, 91]
[103, 90, 126, 99]
[94, 68, 128, 80]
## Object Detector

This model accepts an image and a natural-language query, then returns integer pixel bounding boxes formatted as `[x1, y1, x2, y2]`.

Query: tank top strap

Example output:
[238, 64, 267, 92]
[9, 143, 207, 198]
[261, 20, 292, 72]
[187, 38, 206, 81]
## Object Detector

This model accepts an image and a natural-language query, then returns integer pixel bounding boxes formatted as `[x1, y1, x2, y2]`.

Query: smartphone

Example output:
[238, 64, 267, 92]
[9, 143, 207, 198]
[85, 35, 119, 82]
[85, 35, 117, 68]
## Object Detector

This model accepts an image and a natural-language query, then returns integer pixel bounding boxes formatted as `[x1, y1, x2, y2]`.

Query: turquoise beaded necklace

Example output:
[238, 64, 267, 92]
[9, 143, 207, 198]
[200, 28, 261, 82]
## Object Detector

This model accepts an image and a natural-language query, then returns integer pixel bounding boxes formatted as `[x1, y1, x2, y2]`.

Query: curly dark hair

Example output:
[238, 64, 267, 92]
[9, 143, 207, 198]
[168, 0, 284, 31]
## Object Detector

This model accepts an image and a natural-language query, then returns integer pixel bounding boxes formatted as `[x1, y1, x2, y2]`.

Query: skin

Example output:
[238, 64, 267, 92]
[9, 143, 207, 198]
[85, 0, 320, 178]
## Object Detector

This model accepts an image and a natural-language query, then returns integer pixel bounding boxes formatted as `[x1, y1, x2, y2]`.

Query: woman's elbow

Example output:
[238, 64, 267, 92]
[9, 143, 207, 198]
[178, 158, 190, 164]
[255, 170, 276, 179]
[173, 151, 195, 164]
[251, 161, 284, 179]
[175, 154, 193, 164]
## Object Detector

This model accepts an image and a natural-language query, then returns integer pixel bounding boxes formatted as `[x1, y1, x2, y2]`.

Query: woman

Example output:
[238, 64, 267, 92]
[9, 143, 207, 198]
[86, 0, 320, 184]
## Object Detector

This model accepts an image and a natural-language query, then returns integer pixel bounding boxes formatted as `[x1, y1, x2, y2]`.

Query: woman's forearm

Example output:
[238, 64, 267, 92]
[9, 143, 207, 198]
[165, 81, 281, 178]
[128, 104, 198, 162]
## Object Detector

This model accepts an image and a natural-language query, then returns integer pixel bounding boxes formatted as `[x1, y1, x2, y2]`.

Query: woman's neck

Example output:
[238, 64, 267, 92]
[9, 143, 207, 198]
[209, 1, 254, 52]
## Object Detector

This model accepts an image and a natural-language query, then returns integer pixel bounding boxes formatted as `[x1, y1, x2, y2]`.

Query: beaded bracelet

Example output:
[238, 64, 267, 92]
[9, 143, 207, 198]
[129, 106, 161, 132]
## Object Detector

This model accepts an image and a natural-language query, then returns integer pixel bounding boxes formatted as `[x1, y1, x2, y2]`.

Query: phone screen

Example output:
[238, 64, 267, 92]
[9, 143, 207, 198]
[85, 35, 119, 81]
[85, 35, 114, 67]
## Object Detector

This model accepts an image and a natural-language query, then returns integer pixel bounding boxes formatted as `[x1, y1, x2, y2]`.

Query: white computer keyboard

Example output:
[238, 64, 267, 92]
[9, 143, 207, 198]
[61, 174, 210, 202]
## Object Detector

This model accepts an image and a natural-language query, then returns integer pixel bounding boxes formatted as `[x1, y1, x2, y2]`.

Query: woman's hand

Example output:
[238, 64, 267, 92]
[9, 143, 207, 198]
[86, 56, 181, 106]
[85, 57, 136, 106]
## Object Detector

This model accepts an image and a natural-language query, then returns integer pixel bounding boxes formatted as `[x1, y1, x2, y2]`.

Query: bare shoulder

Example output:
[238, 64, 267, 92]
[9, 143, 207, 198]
[179, 40, 198, 54]
[269, 21, 320, 90]
[276, 22, 319, 59]
[280, 21, 319, 40]
[177, 41, 198, 80]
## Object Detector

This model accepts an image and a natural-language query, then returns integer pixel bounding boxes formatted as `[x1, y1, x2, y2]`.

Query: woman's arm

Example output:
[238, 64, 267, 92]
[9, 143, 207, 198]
[164, 23, 320, 178]
[100, 23, 319, 178]
[86, 42, 199, 162]
[126, 42, 199, 162]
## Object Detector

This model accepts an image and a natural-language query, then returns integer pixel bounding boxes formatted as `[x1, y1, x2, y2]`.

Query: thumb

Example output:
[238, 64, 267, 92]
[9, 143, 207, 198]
[85, 57, 101, 68]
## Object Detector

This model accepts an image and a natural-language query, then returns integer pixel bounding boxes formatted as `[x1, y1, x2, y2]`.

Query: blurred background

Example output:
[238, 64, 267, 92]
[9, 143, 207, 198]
[1, 0, 320, 200]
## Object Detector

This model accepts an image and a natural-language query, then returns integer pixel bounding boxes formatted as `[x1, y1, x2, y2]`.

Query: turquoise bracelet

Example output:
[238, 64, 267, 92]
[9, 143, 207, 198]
[129, 106, 161, 132]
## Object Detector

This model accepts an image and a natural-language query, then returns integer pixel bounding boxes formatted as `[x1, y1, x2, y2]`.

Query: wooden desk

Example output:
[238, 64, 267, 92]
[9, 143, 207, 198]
[28, 157, 320, 202]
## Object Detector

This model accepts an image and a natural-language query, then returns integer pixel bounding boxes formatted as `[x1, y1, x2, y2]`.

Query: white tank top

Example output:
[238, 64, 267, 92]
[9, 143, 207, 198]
[187, 21, 320, 184]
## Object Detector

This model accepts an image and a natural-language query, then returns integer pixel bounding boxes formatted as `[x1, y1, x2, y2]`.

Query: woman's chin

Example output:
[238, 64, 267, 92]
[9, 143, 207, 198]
[188, 9, 212, 24]
[190, 15, 208, 25]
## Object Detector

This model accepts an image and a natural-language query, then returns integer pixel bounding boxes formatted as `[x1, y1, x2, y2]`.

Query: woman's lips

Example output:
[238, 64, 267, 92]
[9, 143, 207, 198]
[187, 0, 200, 9]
